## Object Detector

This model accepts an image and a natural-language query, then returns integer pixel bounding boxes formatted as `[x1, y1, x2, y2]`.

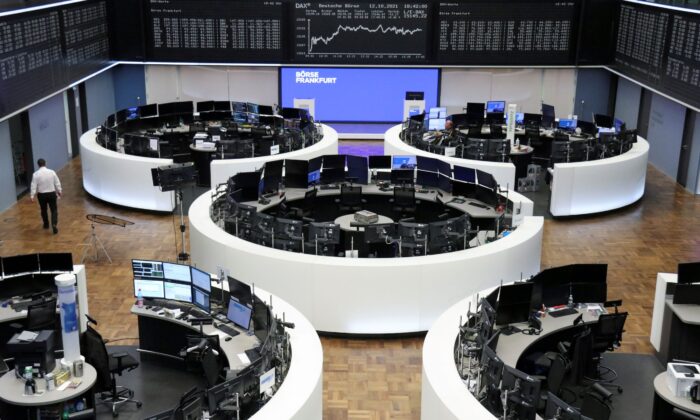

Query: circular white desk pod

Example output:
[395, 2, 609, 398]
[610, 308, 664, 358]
[189, 189, 544, 334]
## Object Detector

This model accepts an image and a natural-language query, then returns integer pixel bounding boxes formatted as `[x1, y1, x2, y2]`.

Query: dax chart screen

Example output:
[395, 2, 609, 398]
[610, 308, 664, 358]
[293, 1, 430, 63]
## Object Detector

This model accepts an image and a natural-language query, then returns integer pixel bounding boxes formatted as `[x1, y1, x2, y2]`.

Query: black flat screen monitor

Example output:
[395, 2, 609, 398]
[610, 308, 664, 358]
[486, 101, 506, 114]
[158, 102, 182, 116]
[308, 223, 341, 243]
[321, 167, 346, 184]
[106, 114, 115, 127]
[476, 170, 497, 190]
[38, 253, 73, 272]
[466, 102, 485, 118]
[452, 180, 475, 198]
[232, 102, 247, 113]
[227, 297, 252, 329]
[673, 284, 700, 305]
[191, 267, 211, 293]
[485, 287, 500, 310]
[475, 185, 498, 207]
[450, 113, 468, 128]
[3, 254, 39, 276]
[346, 155, 369, 185]
[323, 154, 345, 169]
[368, 155, 391, 169]
[197, 101, 215, 112]
[391, 169, 414, 186]
[678, 262, 700, 284]
[438, 173, 452, 193]
[233, 172, 262, 202]
[495, 282, 533, 326]
[544, 392, 584, 420]
[594, 114, 614, 128]
[284, 159, 308, 189]
[417, 155, 439, 172]
[453, 166, 476, 183]
[364, 223, 396, 244]
[227, 276, 252, 306]
[258, 105, 274, 115]
[115, 109, 128, 124]
[246, 103, 259, 114]
[206, 376, 244, 415]
[541, 104, 555, 128]
[138, 104, 158, 118]
[486, 112, 505, 125]
[523, 113, 542, 128]
[416, 170, 439, 188]
[570, 281, 607, 304]
[214, 101, 231, 111]
[193, 288, 211, 313]
[263, 160, 283, 193]
[253, 296, 270, 342]
[577, 120, 596, 135]
[502, 366, 541, 420]
[481, 345, 504, 390]
[308, 156, 323, 172]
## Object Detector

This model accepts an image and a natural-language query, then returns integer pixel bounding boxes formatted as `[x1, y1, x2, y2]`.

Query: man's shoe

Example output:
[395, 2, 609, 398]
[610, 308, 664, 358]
[43, 224, 49, 229]
[52, 226, 58, 234]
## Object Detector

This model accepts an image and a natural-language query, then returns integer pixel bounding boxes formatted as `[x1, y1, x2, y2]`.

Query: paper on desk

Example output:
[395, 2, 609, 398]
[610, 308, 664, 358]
[17, 330, 38, 342]
[238, 353, 251, 365]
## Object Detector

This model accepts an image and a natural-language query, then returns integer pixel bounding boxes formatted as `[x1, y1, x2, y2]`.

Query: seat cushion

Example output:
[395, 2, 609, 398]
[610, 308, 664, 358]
[109, 353, 138, 373]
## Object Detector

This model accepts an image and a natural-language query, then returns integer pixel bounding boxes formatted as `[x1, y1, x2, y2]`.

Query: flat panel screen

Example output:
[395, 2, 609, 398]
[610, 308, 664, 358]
[134, 279, 165, 299]
[436, 0, 578, 65]
[368, 155, 391, 169]
[280, 67, 439, 122]
[454, 166, 476, 183]
[164, 281, 192, 303]
[191, 267, 211, 292]
[227, 276, 252, 306]
[145, 0, 284, 62]
[292, 1, 430, 63]
[227, 297, 252, 330]
[392, 155, 417, 170]
[38, 253, 73, 272]
[2, 254, 39, 276]
[163, 262, 192, 283]
[193, 288, 210, 312]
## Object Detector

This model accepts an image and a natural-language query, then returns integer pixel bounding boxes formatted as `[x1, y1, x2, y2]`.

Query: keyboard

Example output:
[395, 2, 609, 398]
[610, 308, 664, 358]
[11, 299, 41, 312]
[216, 323, 240, 338]
[320, 184, 340, 190]
[188, 308, 209, 318]
[549, 308, 578, 318]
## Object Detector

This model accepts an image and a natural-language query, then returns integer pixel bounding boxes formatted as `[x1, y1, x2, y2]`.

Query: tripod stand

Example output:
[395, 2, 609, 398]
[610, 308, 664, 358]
[175, 188, 189, 262]
[80, 214, 134, 264]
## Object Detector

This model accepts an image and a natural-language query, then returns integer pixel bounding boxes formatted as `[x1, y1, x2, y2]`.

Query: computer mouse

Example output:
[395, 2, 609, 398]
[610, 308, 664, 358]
[225, 336, 232, 342]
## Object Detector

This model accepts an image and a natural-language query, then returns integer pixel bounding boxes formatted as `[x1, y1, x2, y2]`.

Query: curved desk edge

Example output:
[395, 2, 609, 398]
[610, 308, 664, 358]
[549, 137, 649, 217]
[384, 124, 517, 189]
[209, 124, 339, 188]
[653, 372, 700, 416]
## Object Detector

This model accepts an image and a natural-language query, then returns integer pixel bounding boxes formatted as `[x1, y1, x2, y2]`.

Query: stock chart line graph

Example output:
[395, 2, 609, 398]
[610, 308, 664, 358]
[294, 2, 429, 62]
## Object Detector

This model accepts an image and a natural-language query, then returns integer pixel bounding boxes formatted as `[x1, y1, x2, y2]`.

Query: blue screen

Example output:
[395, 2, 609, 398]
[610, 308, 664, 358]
[280, 68, 439, 122]
[392, 156, 417, 170]
[558, 119, 577, 129]
[227, 298, 252, 330]
[486, 101, 505, 113]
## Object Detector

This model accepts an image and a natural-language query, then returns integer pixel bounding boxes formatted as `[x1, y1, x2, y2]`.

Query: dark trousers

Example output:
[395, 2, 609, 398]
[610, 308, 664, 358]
[37, 192, 58, 227]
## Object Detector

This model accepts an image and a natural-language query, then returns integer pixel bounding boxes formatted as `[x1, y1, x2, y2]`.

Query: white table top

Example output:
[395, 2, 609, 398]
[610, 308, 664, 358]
[334, 214, 394, 232]
[665, 297, 700, 326]
[654, 372, 700, 415]
[0, 364, 96, 407]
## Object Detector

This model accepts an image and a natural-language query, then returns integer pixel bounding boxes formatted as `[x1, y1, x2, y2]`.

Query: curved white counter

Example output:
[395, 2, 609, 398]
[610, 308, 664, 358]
[209, 124, 339, 187]
[384, 124, 517, 189]
[80, 128, 175, 211]
[252, 286, 323, 420]
[549, 137, 649, 216]
[421, 289, 496, 420]
[80, 125, 339, 212]
[189, 189, 544, 334]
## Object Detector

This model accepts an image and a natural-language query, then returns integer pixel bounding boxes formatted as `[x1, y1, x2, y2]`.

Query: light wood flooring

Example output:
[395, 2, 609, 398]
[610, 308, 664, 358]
[0, 151, 698, 420]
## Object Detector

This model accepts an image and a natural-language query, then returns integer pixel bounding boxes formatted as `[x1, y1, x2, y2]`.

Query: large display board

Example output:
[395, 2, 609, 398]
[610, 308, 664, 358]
[145, 0, 285, 62]
[0, 0, 110, 120]
[614, 1, 700, 109]
[436, 1, 579, 65]
[292, 1, 430, 63]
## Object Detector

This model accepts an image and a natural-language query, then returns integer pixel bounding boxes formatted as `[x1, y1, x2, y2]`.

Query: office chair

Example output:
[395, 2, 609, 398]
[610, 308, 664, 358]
[289, 188, 317, 220]
[580, 383, 613, 420]
[337, 185, 363, 213]
[392, 187, 416, 218]
[490, 124, 504, 139]
[524, 128, 541, 148]
[11, 298, 57, 331]
[673, 408, 700, 420]
[81, 316, 141, 417]
[589, 312, 628, 393]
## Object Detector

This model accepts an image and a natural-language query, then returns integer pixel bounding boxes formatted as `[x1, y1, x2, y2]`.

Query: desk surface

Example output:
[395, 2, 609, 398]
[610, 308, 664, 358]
[131, 305, 260, 371]
[665, 297, 700, 326]
[0, 364, 96, 407]
[654, 372, 700, 415]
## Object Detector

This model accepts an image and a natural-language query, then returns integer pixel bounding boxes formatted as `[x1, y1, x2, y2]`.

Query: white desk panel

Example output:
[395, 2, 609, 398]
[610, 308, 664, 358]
[80, 129, 175, 212]
[209, 124, 339, 188]
[189, 191, 543, 334]
[549, 137, 649, 216]
[384, 125, 517, 190]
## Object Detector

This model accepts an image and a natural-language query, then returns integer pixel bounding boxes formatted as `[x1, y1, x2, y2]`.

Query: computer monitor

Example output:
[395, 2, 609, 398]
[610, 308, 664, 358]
[284, 159, 309, 189]
[544, 392, 586, 420]
[206, 376, 244, 415]
[227, 297, 252, 329]
[594, 114, 614, 128]
[178, 392, 203, 420]
[417, 156, 439, 172]
[466, 102, 485, 118]
[364, 223, 396, 244]
[275, 218, 303, 240]
[501, 366, 541, 420]
[138, 103, 158, 118]
[438, 173, 452, 193]
[449, 113, 468, 128]
[132, 259, 165, 280]
[323, 154, 346, 169]
[570, 281, 607, 304]
[308, 222, 341, 243]
[391, 169, 414, 186]
[38, 253, 73, 272]
[191, 267, 211, 293]
[428, 107, 447, 119]
[346, 155, 369, 184]
[258, 105, 274, 115]
[321, 167, 346, 184]
[232, 101, 247, 113]
[480, 345, 504, 406]
[227, 276, 252, 306]
[576, 120, 596, 135]
[523, 113, 542, 128]
[495, 282, 533, 326]
[453, 165, 476, 183]
[307, 169, 321, 186]
[253, 296, 270, 342]
[197, 101, 215, 112]
[476, 170, 497, 190]
[158, 101, 184, 116]
[428, 218, 463, 250]
[193, 288, 211, 313]
[398, 221, 428, 243]
[486, 112, 505, 125]
[486, 101, 506, 114]
[558, 119, 577, 130]
[541, 104, 555, 128]
[614, 117, 625, 133]
[164, 281, 192, 303]
[233, 172, 262, 202]
[368, 155, 391, 170]
[246, 103, 259, 114]
[263, 160, 284, 193]
[673, 284, 700, 304]
[428, 118, 446, 131]
[163, 262, 192, 283]
[2, 254, 39, 276]
[678, 262, 700, 284]
[416, 170, 439, 188]
[392, 155, 417, 170]
[133, 279, 165, 299]
[452, 179, 475, 198]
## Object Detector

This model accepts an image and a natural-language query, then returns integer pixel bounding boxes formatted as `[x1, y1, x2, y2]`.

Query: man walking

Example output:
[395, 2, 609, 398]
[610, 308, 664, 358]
[30, 158, 62, 234]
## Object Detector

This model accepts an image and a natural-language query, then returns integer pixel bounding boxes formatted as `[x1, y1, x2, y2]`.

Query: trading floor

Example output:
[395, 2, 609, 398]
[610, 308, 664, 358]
[0, 140, 697, 419]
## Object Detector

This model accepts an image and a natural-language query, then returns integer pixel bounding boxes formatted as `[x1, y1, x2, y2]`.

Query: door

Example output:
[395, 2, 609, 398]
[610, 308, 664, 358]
[677, 109, 694, 187]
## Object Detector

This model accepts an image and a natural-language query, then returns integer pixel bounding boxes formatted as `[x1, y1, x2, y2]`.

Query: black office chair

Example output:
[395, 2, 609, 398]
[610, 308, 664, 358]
[524, 128, 541, 147]
[11, 298, 57, 331]
[289, 188, 317, 220]
[580, 383, 613, 420]
[392, 187, 416, 218]
[490, 124, 504, 139]
[81, 316, 141, 417]
[337, 185, 363, 213]
[673, 408, 700, 420]
[589, 312, 628, 393]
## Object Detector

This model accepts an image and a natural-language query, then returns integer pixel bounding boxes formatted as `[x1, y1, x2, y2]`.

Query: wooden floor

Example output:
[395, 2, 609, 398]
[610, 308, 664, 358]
[0, 153, 698, 420]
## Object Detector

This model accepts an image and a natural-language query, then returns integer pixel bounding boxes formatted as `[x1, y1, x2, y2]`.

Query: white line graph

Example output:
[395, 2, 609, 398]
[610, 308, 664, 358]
[306, 20, 424, 54]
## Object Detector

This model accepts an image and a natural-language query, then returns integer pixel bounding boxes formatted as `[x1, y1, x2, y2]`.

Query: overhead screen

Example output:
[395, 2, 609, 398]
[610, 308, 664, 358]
[614, 1, 700, 110]
[0, 0, 111, 120]
[280, 67, 439, 122]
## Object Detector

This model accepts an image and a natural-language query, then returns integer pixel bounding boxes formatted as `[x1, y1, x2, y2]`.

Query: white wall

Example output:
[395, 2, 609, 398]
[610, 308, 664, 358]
[647, 93, 685, 180]
[145, 65, 278, 106]
[0, 120, 16, 211]
[439, 68, 576, 116]
[85, 69, 116, 129]
[28, 93, 70, 172]
[614, 77, 642, 129]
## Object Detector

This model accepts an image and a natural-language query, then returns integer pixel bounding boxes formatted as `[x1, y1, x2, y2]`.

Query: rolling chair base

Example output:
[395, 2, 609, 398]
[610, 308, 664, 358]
[97, 385, 142, 417]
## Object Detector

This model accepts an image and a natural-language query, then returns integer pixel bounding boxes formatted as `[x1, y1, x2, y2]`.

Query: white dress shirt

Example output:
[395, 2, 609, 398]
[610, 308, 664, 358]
[30, 167, 62, 198]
